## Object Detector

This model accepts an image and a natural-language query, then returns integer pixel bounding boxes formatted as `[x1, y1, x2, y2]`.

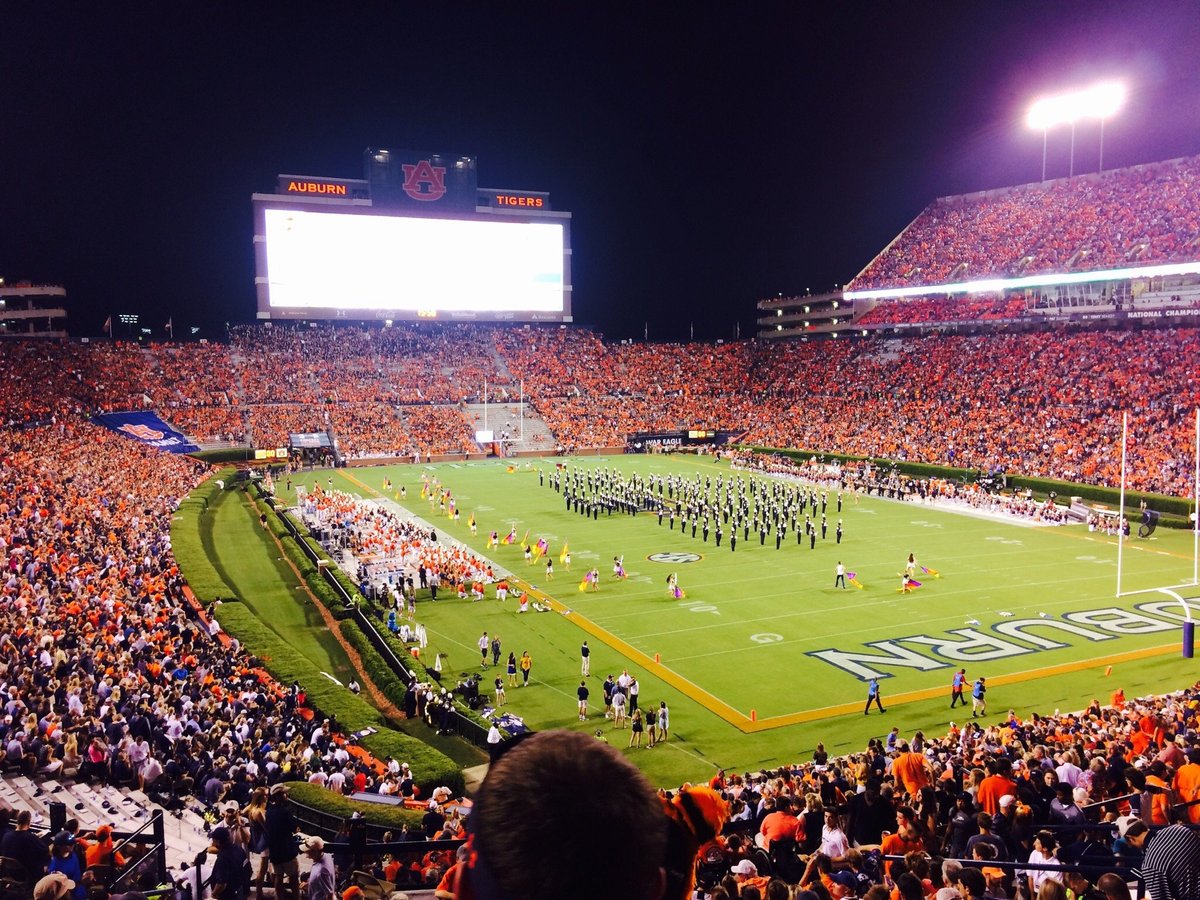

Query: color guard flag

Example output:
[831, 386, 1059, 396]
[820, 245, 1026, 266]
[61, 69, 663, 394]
[920, 565, 941, 578]
[846, 572, 865, 590]
[578, 577, 590, 592]
[519, 529, 530, 551]
[501, 527, 516, 546]
[559, 542, 569, 563]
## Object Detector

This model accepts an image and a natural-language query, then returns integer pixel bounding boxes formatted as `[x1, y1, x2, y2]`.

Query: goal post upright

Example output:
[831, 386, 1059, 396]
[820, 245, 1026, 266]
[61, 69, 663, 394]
[1114, 408, 1200, 600]
[1116, 411, 1128, 598]
[1193, 406, 1199, 588]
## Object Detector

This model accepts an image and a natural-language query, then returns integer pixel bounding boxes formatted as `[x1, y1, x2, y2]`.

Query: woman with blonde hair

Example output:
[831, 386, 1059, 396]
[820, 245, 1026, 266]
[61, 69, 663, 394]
[245, 786, 270, 900]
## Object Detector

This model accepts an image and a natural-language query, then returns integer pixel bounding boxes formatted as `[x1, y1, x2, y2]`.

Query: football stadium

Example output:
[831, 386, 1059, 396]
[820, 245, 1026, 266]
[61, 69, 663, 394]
[5, 10, 1200, 900]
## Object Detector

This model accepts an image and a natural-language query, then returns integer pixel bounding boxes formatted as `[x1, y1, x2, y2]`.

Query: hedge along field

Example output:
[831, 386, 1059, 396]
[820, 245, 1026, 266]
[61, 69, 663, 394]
[172, 478, 464, 797]
[274, 455, 1200, 787]
[747, 446, 1199, 526]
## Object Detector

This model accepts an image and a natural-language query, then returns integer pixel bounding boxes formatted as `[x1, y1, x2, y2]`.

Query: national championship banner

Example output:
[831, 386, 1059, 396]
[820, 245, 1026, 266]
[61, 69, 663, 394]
[91, 411, 200, 454]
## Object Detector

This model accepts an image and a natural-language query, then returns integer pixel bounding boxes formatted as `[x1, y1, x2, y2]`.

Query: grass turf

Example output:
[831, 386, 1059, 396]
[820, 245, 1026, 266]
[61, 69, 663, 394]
[195, 483, 358, 681]
[271, 456, 1200, 786]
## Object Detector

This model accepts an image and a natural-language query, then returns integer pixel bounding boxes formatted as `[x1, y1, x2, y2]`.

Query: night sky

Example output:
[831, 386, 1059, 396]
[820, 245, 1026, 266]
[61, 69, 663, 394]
[4, 2, 1199, 341]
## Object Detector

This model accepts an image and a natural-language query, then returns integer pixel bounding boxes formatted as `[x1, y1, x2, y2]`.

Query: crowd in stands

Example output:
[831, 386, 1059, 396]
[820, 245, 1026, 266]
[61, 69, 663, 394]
[851, 155, 1200, 291]
[5, 322, 1200, 494]
[164, 405, 248, 444]
[4, 321, 1200, 493]
[677, 679, 1200, 900]
[246, 405, 330, 451]
[4, 336, 1200, 900]
[397, 406, 477, 457]
[857, 296, 1029, 327]
[0, 421, 481, 891]
[736, 329, 1200, 496]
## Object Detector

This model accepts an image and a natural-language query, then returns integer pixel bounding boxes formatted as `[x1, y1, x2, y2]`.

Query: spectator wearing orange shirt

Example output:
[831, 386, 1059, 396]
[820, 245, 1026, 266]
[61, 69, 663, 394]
[1173, 747, 1200, 824]
[892, 743, 933, 798]
[975, 759, 1018, 817]
[758, 796, 804, 849]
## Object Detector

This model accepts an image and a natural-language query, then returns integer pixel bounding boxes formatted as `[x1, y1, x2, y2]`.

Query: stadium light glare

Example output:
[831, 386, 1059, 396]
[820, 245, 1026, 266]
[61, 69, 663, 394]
[1026, 81, 1126, 130]
[1027, 80, 1127, 179]
[844, 259, 1200, 302]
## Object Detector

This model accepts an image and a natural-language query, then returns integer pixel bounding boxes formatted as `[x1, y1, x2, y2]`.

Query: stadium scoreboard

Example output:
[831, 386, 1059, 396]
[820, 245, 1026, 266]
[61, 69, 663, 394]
[254, 148, 572, 323]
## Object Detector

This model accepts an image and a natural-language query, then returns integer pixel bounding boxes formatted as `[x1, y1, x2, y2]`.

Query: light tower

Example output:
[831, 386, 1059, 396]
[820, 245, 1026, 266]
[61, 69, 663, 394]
[1026, 80, 1126, 181]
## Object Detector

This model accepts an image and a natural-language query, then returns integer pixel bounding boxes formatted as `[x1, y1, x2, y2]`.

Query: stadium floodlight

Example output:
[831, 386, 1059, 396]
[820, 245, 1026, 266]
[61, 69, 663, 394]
[1026, 80, 1127, 179]
[1025, 81, 1126, 130]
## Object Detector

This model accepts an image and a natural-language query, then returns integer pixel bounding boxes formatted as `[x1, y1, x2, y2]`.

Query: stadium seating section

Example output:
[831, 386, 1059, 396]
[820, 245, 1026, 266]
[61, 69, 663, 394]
[850, 155, 1200, 291]
[3, 324, 1200, 494]
[4, 322, 1200, 898]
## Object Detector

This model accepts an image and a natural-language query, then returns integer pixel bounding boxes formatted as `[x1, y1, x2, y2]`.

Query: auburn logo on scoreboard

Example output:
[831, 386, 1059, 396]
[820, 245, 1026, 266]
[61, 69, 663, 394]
[401, 160, 447, 202]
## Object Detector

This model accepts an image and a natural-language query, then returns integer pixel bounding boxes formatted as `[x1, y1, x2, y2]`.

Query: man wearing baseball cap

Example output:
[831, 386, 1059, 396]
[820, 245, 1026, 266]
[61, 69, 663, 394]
[730, 859, 769, 893]
[34, 873, 76, 900]
[300, 837, 335, 900]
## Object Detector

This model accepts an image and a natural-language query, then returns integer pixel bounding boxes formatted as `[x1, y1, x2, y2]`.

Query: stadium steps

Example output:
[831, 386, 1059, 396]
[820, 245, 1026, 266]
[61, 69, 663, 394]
[0, 775, 221, 879]
[459, 402, 556, 454]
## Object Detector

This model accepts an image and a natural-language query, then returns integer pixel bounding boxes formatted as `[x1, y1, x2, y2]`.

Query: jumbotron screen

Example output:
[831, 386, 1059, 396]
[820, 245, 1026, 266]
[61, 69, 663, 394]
[255, 204, 569, 321]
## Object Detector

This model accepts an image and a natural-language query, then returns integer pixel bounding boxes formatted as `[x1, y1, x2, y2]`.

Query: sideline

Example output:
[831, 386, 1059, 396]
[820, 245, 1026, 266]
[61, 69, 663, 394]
[239, 490, 407, 723]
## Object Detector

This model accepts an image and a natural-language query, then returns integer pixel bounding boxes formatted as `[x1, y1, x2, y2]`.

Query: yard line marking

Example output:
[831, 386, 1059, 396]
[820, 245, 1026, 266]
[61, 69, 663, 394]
[741, 642, 1181, 732]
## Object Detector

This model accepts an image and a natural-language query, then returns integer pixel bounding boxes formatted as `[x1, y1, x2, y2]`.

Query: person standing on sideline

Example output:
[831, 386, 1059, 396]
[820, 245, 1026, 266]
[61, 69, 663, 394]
[577, 681, 589, 721]
[519, 650, 532, 687]
[972, 677, 987, 717]
[835, 561, 847, 589]
[951, 669, 967, 708]
[581, 641, 590, 676]
[612, 685, 628, 728]
[658, 701, 670, 742]
[506, 652, 518, 687]
[865, 677, 886, 714]
[479, 632, 489, 668]
[629, 709, 645, 749]
[491, 634, 502, 667]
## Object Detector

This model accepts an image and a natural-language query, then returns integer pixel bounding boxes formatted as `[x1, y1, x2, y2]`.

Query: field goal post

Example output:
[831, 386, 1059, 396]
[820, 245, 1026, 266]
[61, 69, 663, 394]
[1114, 409, 1200, 657]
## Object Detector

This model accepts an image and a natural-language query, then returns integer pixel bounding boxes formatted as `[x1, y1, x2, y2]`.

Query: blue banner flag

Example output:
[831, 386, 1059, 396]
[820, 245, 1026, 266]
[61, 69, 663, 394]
[91, 411, 200, 454]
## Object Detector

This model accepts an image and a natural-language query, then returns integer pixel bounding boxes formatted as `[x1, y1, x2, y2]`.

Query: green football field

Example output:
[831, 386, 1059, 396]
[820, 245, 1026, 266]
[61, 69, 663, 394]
[273, 456, 1200, 785]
